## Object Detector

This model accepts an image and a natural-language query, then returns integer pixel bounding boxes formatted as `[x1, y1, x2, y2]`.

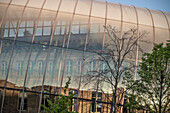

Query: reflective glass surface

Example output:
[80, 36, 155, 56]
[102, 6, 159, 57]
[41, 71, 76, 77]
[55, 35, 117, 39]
[0, 0, 170, 112]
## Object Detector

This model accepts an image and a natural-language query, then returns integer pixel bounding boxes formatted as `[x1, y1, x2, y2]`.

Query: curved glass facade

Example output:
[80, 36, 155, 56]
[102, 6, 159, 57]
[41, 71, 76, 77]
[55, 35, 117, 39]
[0, 0, 169, 112]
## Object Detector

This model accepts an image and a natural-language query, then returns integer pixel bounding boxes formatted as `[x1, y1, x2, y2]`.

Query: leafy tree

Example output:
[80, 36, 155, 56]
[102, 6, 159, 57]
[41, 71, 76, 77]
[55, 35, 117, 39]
[41, 77, 77, 113]
[123, 41, 170, 113]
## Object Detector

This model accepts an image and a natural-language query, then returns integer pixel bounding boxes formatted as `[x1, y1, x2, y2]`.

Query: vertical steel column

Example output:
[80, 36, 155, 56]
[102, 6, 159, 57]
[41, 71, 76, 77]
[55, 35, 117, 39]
[59, 0, 78, 96]
[147, 8, 155, 44]
[75, 0, 93, 112]
[37, 0, 63, 112]
[160, 11, 170, 39]
[0, 0, 12, 29]
[0, 0, 30, 112]
[133, 6, 139, 81]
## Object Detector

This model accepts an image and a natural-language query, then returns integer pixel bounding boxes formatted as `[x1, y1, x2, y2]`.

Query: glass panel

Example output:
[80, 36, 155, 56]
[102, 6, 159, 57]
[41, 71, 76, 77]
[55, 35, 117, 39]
[34, 10, 56, 44]
[91, 0, 106, 18]
[75, 0, 91, 15]
[38, 21, 43, 27]
[27, 0, 45, 8]
[0, 39, 13, 84]
[0, 4, 8, 23]
[27, 21, 34, 27]
[19, 21, 25, 27]
[136, 7, 152, 26]
[87, 17, 105, 51]
[35, 27, 42, 36]
[2, 5, 24, 40]
[107, 2, 121, 21]
[52, 12, 72, 47]
[150, 10, 168, 29]
[122, 5, 137, 23]
[11, 0, 27, 6]
[16, 7, 40, 41]
[7, 41, 31, 87]
[69, 15, 88, 50]
[104, 20, 121, 50]
[0, 0, 10, 4]
[5, 5, 24, 21]
[164, 12, 170, 27]
[122, 23, 137, 60]
[44, 21, 51, 26]
[18, 28, 25, 37]
[81, 52, 99, 91]
[25, 43, 48, 88]
[43, 0, 60, 11]
[138, 25, 153, 60]
[59, 0, 76, 13]
[155, 28, 169, 45]
[43, 27, 51, 35]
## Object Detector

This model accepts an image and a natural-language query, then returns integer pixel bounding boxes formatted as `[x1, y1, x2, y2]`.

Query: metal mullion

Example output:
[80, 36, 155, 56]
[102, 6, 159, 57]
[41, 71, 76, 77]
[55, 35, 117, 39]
[101, 2, 108, 113]
[0, 0, 29, 112]
[120, 3, 123, 42]
[56, 22, 68, 94]
[37, 0, 63, 112]
[0, 0, 12, 29]
[42, 20, 44, 36]
[92, 1, 108, 112]
[0, 20, 7, 54]
[59, 0, 78, 97]
[160, 11, 170, 39]
[147, 8, 155, 44]
[133, 6, 139, 81]
[75, 0, 93, 112]
[19, 0, 47, 112]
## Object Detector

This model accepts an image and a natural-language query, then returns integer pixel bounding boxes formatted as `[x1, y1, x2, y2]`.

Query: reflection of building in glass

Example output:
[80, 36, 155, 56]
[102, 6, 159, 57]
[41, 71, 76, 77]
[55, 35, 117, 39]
[0, 0, 169, 113]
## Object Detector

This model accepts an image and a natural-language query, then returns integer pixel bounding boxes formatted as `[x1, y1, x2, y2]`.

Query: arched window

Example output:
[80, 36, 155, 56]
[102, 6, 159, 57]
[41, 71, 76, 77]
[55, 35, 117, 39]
[89, 60, 96, 72]
[78, 60, 82, 74]
[1, 61, 7, 76]
[101, 61, 107, 72]
[38, 61, 43, 75]
[49, 61, 53, 75]
[18, 62, 23, 75]
[66, 60, 72, 75]
[28, 61, 33, 75]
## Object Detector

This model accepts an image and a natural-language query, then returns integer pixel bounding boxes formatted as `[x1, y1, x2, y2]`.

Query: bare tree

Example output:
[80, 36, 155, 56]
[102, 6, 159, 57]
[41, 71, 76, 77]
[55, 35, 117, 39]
[83, 25, 147, 113]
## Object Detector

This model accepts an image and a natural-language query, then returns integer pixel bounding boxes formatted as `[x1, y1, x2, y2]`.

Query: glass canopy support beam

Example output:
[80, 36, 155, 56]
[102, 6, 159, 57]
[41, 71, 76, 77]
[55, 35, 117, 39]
[119, 3, 123, 42]
[160, 11, 170, 39]
[93, 1, 108, 113]
[0, 0, 12, 29]
[147, 8, 155, 44]
[0, 0, 30, 112]
[37, 0, 63, 112]
[18, 0, 47, 112]
[133, 6, 139, 81]
[75, 0, 94, 112]
[59, 0, 79, 102]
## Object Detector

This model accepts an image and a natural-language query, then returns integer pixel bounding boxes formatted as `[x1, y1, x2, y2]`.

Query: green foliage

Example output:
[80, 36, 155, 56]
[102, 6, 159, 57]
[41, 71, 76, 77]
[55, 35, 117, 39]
[122, 72, 143, 113]
[123, 41, 170, 113]
[41, 77, 78, 113]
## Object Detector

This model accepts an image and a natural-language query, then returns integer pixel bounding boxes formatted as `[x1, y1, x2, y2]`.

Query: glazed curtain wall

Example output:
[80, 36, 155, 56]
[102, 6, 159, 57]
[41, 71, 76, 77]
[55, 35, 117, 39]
[0, 0, 170, 112]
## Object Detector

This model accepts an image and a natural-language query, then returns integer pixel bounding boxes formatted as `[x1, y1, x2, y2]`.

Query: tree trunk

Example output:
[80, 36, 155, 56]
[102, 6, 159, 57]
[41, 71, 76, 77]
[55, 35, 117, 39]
[159, 73, 163, 113]
[110, 80, 117, 113]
